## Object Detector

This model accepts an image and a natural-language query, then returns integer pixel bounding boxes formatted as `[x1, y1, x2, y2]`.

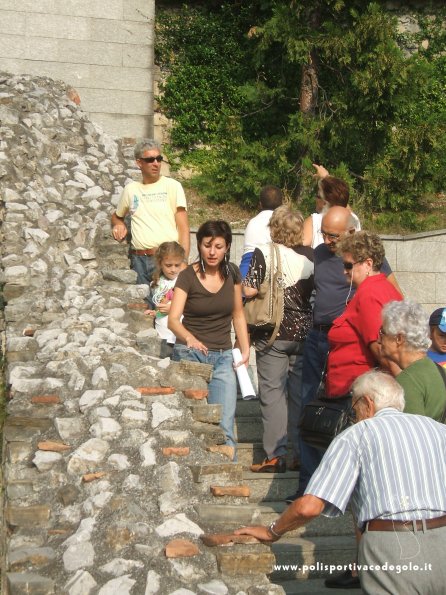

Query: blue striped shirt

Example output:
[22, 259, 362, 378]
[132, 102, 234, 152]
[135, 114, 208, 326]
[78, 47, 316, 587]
[305, 408, 446, 529]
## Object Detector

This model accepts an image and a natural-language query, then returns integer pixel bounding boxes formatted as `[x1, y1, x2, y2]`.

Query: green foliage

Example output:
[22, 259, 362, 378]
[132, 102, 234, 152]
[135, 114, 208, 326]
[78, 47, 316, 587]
[157, 1, 446, 219]
[156, 4, 256, 147]
[190, 133, 292, 207]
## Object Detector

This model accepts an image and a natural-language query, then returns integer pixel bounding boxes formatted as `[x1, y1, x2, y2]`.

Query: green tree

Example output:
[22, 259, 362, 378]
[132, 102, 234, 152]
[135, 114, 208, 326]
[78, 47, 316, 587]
[156, 1, 446, 218]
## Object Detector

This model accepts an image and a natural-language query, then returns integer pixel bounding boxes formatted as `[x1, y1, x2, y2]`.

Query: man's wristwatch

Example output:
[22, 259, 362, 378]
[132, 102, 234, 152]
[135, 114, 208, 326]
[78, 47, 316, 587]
[267, 521, 282, 540]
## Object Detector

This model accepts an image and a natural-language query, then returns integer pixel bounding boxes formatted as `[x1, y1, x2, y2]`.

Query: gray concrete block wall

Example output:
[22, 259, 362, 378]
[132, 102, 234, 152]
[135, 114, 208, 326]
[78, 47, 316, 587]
[0, 1, 155, 139]
[382, 230, 446, 311]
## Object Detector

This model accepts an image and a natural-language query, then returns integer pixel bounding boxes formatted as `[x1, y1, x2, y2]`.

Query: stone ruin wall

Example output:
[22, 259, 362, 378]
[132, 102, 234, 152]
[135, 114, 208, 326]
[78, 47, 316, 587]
[0, 72, 281, 595]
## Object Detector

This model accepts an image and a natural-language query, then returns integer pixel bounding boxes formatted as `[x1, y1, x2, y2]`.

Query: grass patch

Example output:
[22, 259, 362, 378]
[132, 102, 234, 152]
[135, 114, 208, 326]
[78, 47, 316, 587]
[358, 193, 446, 235]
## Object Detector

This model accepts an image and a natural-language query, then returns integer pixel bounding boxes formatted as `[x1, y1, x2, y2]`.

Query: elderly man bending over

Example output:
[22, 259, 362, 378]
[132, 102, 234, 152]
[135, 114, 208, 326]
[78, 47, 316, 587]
[236, 370, 446, 594]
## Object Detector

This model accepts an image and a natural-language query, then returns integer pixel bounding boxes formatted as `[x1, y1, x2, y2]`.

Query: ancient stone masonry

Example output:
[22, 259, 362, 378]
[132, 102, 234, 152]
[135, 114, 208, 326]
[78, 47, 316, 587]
[0, 73, 279, 595]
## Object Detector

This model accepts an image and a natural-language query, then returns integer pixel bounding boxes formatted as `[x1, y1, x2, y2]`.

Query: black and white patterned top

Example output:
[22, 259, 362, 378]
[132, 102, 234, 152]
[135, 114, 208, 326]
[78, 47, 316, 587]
[244, 243, 314, 342]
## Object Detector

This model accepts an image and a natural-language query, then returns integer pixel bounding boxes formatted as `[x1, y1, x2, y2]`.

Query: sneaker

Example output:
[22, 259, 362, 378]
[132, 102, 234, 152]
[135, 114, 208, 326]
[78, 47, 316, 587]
[250, 456, 286, 473]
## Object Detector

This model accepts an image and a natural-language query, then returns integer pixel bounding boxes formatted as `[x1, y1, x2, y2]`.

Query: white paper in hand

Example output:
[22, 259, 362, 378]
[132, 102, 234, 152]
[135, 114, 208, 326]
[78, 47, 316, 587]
[232, 348, 256, 400]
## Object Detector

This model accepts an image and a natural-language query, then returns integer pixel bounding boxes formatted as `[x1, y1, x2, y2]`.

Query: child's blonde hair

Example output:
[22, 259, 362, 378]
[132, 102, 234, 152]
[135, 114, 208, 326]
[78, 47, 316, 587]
[151, 241, 186, 285]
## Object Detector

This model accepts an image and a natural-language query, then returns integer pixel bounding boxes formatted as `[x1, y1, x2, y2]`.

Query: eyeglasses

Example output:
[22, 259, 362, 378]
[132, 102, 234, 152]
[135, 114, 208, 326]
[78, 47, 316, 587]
[138, 155, 163, 163]
[321, 231, 341, 241]
[342, 261, 360, 271]
[348, 395, 364, 424]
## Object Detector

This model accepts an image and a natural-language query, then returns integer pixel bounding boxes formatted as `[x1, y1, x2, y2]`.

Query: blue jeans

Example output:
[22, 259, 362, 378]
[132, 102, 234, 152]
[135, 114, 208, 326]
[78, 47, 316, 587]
[298, 328, 329, 494]
[130, 254, 156, 286]
[255, 338, 303, 460]
[172, 344, 237, 449]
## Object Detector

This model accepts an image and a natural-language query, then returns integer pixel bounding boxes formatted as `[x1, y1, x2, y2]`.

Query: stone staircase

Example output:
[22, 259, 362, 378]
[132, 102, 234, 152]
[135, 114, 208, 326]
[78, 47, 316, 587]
[194, 396, 362, 594]
[95, 149, 361, 592]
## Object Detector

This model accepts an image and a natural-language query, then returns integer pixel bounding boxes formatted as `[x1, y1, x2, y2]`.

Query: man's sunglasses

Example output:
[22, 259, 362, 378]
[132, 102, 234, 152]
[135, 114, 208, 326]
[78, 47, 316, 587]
[139, 155, 163, 163]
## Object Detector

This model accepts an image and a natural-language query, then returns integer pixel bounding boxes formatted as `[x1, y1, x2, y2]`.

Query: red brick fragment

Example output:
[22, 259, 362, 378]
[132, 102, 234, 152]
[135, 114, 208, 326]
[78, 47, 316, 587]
[210, 485, 251, 498]
[67, 87, 81, 105]
[127, 303, 148, 310]
[48, 529, 70, 535]
[31, 395, 61, 405]
[165, 539, 200, 558]
[23, 328, 36, 337]
[37, 441, 70, 452]
[82, 472, 106, 483]
[200, 533, 259, 547]
[183, 389, 208, 400]
[137, 386, 175, 395]
[162, 446, 190, 457]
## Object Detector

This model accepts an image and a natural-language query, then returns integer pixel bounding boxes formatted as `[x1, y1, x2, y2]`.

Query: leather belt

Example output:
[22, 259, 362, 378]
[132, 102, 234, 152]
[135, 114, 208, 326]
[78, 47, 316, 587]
[130, 248, 156, 256]
[313, 323, 332, 332]
[366, 515, 446, 532]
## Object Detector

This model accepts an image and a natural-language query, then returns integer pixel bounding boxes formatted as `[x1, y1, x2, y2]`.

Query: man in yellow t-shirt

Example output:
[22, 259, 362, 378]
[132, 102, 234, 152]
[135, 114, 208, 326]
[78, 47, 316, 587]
[111, 139, 190, 285]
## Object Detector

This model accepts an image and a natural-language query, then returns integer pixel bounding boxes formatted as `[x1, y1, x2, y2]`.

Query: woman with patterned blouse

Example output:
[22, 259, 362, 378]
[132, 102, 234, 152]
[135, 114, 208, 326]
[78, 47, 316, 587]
[243, 206, 314, 473]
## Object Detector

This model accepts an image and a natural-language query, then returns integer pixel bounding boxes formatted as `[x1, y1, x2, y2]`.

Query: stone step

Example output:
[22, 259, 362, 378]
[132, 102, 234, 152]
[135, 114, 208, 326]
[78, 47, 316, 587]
[236, 397, 261, 417]
[196, 503, 354, 538]
[190, 463, 244, 494]
[235, 416, 263, 442]
[272, 578, 364, 594]
[242, 471, 299, 502]
[270, 535, 357, 580]
[191, 403, 222, 424]
[212, 543, 276, 577]
[237, 442, 299, 469]
[190, 463, 243, 483]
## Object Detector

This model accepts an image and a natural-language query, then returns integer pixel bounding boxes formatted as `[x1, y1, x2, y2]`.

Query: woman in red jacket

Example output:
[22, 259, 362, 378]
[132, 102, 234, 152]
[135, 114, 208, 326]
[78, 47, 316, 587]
[326, 231, 402, 397]
[323, 230, 403, 590]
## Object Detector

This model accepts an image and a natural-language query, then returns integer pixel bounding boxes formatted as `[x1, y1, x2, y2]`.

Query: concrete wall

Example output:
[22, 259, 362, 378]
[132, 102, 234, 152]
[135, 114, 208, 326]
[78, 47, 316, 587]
[190, 229, 446, 313]
[0, 1, 155, 139]
[380, 230, 446, 312]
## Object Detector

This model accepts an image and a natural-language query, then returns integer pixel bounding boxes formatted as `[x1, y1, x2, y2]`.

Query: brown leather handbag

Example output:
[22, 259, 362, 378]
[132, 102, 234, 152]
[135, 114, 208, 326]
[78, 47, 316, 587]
[244, 242, 284, 347]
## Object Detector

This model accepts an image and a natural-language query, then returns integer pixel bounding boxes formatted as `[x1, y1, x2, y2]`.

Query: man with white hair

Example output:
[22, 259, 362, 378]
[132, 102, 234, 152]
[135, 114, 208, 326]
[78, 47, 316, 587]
[236, 370, 446, 594]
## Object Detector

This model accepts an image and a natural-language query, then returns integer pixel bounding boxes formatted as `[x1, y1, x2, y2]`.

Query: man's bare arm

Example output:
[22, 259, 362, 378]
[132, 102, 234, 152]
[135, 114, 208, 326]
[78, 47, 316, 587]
[234, 494, 325, 542]
[303, 215, 314, 246]
[175, 207, 190, 260]
[111, 211, 128, 242]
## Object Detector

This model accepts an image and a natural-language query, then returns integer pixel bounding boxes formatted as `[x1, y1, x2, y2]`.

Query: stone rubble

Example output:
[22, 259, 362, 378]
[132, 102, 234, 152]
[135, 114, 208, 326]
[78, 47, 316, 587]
[0, 72, 280, 594]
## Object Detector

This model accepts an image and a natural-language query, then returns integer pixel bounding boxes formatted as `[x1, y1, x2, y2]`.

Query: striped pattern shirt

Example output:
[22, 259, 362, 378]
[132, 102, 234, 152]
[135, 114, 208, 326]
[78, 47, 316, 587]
[306, 408, 446, 529]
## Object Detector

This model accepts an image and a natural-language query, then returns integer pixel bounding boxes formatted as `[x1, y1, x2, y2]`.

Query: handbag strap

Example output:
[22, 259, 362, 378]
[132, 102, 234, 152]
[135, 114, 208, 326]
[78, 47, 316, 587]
[435, 363, 446, 423]
[264, 243, 283, 348]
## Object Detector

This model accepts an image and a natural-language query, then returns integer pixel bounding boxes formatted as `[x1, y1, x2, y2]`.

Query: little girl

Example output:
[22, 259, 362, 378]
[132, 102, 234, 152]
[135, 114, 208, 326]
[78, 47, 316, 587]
[145, 242, 186, 357]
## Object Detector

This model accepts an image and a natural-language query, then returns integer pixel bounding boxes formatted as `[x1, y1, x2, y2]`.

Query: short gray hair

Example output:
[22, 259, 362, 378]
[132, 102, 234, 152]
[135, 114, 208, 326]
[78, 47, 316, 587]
[134, 139, 161, 159]
[382, 299, 430, 352]
[351, 370, 405, 412]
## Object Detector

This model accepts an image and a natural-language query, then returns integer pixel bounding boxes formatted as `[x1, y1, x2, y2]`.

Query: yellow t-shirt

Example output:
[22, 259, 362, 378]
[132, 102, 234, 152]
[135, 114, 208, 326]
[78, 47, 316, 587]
[116, 177, 187, 250]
